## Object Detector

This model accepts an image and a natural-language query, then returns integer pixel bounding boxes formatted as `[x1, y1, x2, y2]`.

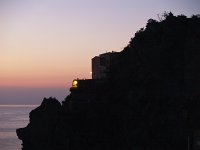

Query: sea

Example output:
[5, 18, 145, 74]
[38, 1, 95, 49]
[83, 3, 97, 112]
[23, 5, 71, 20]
[0, 105, 38, 150]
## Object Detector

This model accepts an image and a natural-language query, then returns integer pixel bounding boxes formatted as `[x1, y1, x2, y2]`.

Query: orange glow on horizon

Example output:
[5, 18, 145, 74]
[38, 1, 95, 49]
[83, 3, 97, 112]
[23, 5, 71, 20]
[0, 77, 69, 88]
[1, 0, 197, 90]
[0, 55, 91, 88]
[0, 72, 90, 88]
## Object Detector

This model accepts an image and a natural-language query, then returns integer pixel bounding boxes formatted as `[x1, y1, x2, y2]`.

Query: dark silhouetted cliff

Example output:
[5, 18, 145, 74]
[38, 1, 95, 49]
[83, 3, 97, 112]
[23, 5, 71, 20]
[17, 13, 200, 150]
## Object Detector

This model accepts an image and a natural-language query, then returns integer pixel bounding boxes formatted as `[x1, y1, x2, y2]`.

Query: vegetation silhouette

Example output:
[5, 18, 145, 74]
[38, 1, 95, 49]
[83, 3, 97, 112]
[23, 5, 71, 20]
[17, 13, 200, 150]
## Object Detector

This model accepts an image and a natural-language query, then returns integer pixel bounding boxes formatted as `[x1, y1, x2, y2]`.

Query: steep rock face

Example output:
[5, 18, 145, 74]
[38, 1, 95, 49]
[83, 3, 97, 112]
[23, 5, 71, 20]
[108, 14, 200, 149]
[17, 97, 62, 150]
[17, 14, 200, 150]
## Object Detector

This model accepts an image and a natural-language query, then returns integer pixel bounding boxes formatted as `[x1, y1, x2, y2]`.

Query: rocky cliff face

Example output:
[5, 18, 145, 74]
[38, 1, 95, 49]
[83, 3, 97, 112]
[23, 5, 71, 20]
[17, 13, 200, 150]
[17, 97, 62, 150]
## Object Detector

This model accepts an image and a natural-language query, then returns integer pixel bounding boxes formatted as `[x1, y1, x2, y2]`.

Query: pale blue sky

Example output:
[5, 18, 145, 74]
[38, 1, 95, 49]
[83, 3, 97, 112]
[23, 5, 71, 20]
[0, 0, 199, 104]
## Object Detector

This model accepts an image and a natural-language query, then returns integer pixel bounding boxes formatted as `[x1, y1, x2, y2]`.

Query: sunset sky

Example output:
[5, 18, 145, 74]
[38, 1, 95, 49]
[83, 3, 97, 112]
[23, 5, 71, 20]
[1, 0, 200, 104]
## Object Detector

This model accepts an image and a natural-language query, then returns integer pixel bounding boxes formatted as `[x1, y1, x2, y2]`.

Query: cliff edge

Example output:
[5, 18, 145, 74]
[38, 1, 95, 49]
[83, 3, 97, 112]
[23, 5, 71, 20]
[17, 13, 200, 150]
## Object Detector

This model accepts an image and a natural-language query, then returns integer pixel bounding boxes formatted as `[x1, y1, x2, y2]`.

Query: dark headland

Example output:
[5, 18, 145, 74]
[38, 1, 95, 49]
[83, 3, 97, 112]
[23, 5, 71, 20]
[17, 13, 200, 150]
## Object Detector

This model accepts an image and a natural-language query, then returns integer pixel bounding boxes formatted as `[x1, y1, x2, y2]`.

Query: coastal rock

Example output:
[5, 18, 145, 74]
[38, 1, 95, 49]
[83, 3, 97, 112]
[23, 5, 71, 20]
[17, 97, 61, 150]
[17, 14, 200, 150]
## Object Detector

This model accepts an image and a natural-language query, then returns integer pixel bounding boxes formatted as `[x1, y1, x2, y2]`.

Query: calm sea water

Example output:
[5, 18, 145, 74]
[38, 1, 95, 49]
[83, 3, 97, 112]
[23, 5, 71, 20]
[0, 105, 38, 150]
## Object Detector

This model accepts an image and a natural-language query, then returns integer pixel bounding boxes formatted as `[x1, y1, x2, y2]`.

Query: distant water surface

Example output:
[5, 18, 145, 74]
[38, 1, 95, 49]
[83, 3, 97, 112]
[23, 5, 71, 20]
[0, 105, 38, 150]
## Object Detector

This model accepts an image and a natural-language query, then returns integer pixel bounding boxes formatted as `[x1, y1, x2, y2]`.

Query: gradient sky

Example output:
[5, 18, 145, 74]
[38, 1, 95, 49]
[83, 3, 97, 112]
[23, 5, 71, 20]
[0, 0, 200, 104]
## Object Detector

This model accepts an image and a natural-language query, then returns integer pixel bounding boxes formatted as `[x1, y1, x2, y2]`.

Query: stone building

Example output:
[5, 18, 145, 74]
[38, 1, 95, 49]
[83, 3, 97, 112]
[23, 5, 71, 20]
[91, 51, 120, 79]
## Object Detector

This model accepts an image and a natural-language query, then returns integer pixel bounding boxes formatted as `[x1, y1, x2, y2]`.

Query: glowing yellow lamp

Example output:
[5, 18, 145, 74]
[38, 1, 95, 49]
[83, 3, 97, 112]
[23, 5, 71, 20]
[72, 80, 78, 88]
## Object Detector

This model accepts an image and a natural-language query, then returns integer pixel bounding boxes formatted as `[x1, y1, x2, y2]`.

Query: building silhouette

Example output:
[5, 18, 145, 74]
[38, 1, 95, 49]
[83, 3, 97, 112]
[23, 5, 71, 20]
[92, 51, 119, 79]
